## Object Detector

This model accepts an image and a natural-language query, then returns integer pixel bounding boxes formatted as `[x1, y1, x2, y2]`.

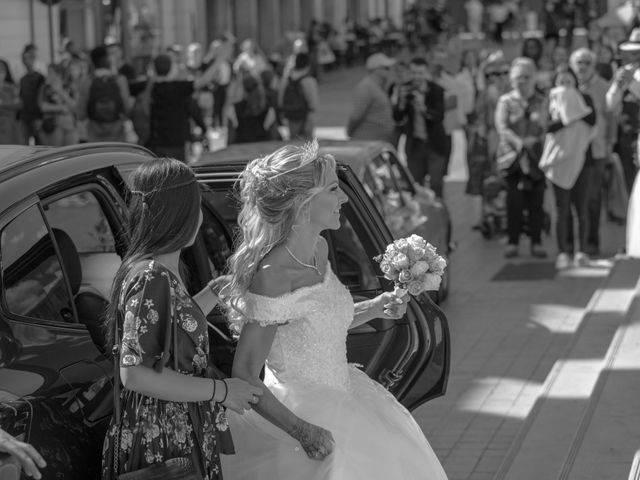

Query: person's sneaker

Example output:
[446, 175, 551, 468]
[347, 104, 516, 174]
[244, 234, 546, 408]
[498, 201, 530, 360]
[530, 244, 548, 258]
[574, 251, 590, 267]
[504, 244, 518, 258]
[555, 252, 571, 270]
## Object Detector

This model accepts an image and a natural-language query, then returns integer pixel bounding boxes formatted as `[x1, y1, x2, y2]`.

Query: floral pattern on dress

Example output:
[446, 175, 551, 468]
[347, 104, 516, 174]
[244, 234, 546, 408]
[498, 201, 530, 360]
[101, 260, 229, 480]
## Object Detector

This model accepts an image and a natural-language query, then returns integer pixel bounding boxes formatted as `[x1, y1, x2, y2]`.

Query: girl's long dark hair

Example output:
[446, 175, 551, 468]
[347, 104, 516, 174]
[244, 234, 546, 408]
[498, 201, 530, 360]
[105, 158, 202, 350]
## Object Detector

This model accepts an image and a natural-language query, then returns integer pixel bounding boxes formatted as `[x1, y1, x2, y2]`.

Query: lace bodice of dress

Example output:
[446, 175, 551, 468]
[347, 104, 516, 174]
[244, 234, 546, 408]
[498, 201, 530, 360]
[241, 265, 355, 390]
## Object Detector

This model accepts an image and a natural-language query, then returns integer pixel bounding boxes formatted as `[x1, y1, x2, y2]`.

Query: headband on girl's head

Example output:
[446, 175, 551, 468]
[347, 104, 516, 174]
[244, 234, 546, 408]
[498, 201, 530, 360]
[130, 177, 197, 197]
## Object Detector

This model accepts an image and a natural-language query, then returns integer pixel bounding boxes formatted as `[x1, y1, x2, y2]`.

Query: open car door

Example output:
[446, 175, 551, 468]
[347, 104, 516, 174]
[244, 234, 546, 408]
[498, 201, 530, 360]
[189, 162, 449, 410]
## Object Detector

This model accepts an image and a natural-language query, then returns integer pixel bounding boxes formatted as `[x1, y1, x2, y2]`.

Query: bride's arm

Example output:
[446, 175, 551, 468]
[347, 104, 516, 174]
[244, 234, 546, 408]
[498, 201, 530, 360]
[350, 293, 408, 330]
[232, 269, 335, 461]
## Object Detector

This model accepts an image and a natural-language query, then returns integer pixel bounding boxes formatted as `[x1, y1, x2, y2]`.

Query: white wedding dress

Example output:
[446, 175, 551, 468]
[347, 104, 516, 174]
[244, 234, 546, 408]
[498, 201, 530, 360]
[221, 264, 448, 479]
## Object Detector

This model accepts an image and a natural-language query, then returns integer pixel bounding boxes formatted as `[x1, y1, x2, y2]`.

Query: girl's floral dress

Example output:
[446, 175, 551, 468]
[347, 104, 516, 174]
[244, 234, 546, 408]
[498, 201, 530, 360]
[102, 260, 232, 480]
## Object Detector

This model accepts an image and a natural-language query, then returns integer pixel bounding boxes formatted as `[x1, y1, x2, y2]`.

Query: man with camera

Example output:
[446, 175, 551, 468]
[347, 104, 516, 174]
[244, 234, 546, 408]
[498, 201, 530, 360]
[393, 56, 447, 198]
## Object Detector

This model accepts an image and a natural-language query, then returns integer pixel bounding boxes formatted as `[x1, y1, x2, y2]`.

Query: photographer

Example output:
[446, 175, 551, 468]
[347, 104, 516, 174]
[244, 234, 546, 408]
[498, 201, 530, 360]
[393, 56, 447, 198]
[606, 29, 640, 194]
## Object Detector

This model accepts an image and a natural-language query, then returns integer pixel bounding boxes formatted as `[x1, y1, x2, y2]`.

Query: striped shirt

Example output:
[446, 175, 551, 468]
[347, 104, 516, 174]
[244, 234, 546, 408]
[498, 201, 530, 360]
[346, 75, 395, 143]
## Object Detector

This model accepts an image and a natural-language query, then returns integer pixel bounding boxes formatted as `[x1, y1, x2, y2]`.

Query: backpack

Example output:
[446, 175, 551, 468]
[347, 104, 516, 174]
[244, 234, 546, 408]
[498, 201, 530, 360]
[280, 76, 309, 121]
[87, 76, 124, 123]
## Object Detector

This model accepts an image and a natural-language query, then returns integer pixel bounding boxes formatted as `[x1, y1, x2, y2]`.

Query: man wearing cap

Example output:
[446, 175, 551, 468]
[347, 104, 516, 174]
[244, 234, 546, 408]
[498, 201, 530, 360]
[607, 28, 640, 193]
[570, 47, 616, 256]
[346, 53, 396, 144]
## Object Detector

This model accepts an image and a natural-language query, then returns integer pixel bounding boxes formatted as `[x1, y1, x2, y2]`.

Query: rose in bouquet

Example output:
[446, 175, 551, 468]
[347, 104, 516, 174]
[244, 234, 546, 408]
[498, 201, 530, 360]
[374, 234, 447, 296]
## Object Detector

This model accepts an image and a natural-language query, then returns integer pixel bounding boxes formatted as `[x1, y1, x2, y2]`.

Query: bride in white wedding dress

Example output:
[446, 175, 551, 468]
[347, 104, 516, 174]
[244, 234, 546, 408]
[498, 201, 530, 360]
[220, 140, 448, 479]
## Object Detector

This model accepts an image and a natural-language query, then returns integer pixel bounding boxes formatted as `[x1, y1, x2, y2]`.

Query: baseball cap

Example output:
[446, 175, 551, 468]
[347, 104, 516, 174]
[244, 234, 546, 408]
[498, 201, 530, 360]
[366, 53, 396, 71]
[620, 28, 640, 52]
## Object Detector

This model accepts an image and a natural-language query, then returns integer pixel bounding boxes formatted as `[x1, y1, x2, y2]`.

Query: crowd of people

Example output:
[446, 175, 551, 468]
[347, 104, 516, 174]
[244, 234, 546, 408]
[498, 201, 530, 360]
[0, 14, 412, 162]
[344, 16, 640, 269]
[0, 36, 321, 162]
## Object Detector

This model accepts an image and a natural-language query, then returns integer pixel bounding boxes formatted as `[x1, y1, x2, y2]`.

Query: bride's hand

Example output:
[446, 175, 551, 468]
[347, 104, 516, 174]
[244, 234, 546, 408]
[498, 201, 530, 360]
[377, 291, 409, 319]
[289, 420, 335, 461]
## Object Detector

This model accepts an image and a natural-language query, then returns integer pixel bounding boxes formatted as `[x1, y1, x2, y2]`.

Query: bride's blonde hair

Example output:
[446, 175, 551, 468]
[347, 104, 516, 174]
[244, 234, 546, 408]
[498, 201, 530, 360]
[225, 140, 336, 326]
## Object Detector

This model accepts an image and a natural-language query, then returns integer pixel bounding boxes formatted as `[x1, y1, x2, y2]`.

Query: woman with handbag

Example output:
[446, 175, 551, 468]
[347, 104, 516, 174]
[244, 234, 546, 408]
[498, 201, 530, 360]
[101, 158, 263, 480]
[541, 66, 596, 269]
[495, 57, 549, 258]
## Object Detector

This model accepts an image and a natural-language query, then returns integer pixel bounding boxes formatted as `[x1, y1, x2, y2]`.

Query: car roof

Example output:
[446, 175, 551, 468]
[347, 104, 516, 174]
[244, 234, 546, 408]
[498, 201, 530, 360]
[0, 146, 44, 173]
[0, 143, 153, 181]
[194, 140, 392, 177]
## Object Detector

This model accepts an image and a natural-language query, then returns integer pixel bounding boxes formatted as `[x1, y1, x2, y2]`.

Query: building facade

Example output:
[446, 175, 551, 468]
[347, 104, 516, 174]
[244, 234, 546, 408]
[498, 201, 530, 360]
[2, 0, 414, 76]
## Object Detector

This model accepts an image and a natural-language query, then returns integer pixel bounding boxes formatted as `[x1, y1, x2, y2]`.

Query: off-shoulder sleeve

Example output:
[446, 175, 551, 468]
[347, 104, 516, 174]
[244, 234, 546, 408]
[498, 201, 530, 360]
[228, 292, 298, 331]
[119, 262, 171, 369]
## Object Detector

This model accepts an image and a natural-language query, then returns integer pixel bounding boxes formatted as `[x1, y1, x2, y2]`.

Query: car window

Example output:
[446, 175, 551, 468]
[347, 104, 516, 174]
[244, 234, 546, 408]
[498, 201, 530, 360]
[199, 182, 380, 292]
[43, 190, 121, 299]
[325, 204, 381, 292]
[200, 191, 234, 276]
[1, 205, 74, 323]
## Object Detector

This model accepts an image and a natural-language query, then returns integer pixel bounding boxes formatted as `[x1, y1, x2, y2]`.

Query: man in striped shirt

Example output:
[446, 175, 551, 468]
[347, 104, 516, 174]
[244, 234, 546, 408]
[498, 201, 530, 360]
[346, 53, 396, 144]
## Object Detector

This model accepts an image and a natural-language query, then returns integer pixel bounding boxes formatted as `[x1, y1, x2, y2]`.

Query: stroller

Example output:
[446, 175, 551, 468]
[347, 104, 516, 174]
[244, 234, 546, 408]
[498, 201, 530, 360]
[480, 175, 507, 239]
[480, 174, 551, 240]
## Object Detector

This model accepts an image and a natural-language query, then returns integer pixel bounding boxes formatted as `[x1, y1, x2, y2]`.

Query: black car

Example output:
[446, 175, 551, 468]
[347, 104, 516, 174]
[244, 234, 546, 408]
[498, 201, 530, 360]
[0, 143, 450, 479]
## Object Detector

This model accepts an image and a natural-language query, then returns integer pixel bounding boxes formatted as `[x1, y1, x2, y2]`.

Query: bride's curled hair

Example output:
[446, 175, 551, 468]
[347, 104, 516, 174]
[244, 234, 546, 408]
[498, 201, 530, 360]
[226, 140, 336, 327]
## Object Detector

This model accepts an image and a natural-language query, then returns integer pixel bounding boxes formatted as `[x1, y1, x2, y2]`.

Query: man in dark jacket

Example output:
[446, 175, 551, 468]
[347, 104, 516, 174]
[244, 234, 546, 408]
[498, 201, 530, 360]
[393, 56, 448, 198]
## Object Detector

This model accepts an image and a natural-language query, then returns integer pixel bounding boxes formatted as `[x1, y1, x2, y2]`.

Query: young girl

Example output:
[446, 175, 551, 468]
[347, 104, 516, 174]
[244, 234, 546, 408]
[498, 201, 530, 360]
[102, 158, 262, 479]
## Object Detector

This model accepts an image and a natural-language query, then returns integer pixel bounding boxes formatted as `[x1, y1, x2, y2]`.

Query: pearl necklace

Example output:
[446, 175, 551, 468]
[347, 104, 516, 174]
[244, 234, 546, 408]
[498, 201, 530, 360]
[284, 245, 322, 276]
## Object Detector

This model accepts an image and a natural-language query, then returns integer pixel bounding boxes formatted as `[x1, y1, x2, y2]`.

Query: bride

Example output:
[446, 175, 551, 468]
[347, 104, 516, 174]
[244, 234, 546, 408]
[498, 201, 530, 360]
[220, 140, 448, 479]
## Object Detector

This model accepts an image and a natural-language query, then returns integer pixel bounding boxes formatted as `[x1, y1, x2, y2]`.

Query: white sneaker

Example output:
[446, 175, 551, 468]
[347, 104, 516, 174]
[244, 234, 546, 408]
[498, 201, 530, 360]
[555, 252, 571, 270]
[574, 252, 590, 267]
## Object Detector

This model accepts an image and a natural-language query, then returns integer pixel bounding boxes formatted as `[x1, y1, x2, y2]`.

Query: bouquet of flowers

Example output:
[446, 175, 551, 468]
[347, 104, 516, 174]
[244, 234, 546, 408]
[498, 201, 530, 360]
[374, 234, 447, 296]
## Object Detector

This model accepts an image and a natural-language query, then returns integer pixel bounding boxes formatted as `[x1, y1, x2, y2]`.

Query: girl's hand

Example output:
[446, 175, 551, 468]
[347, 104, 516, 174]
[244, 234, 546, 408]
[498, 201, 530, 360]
[376, 291, 409, 319]
[219, 378, 263, 414]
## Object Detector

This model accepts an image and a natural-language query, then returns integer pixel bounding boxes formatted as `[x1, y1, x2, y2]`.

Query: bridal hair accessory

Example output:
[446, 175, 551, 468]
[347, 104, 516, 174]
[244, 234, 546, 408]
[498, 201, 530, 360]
[270, 138, 320, 179]
[374, 234, 447, 296]
[247, 139, 324, 199]
[129, 177, 197, 198]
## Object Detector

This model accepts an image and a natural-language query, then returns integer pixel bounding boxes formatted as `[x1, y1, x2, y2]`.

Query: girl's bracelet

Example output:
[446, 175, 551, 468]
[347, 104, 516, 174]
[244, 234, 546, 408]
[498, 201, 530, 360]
[221, 379, 229, 404]
[209, 378, 217, 402]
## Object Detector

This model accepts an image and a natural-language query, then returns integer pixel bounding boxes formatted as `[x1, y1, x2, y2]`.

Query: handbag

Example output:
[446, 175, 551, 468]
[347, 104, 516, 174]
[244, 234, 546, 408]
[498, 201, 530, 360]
[111, 285, 203, 480]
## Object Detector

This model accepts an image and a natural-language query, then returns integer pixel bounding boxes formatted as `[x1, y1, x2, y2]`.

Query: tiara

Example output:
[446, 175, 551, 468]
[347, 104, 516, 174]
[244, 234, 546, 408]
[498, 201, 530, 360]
[130, 177, 197, 197]
[270, 138, 320, 179]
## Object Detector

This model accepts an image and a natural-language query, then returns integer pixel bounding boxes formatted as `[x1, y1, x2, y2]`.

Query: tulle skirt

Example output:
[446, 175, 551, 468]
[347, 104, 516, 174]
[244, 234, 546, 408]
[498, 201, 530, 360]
[221, 366, 448, 479]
